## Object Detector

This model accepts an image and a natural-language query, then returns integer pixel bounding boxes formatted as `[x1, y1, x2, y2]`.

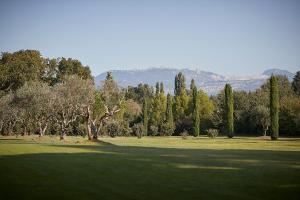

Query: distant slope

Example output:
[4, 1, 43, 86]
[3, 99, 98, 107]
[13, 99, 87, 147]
[95, 68, 295, 95]
[262, 68, 294, 81]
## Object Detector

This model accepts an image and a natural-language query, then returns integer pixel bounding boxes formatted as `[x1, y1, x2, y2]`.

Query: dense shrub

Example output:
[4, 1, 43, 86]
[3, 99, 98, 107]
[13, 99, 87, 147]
[149, 125, 159, 136]
[106, 121, 120, 138]
[160, 123, 175, 136]
[132, 123, 144, 138]
[207, 129, 219, 138]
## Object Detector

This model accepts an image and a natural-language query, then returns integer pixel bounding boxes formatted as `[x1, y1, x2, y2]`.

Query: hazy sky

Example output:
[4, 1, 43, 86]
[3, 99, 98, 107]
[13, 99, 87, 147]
[0, 0, 299, 76]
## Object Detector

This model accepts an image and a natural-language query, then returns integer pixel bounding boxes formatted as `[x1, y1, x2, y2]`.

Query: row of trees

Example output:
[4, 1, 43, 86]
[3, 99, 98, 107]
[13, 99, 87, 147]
[1, 50, 300, 139]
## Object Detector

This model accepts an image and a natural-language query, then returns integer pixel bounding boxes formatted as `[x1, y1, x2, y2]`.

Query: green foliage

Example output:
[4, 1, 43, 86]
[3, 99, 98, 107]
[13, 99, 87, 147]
[251, 105, 270, 136]
[143, 98, 149, 136]
[292, 71, 300, 96]
[0, 50, 45, 91]
[155, 82, 160, 95]
[0, 50, 92, 94]
[1, 49, 300, 138]
[163, 94, 175, 136]
[149, 125, 159, 136]
[100, 72, 122, 110]
[225, 84, 234, 138]
[160, 82, 164, 94]
[192, 86, 200, 137]
[57, 57, 92, 82]
[173, 73, 190, 134]
[270, 76, 279, 140]
[279, 96, 300, 135]
[132, 123, 144, 138]
[174, 72, 186, 96]
[125, 84, 154, 104]
[106, 121, 120, 138]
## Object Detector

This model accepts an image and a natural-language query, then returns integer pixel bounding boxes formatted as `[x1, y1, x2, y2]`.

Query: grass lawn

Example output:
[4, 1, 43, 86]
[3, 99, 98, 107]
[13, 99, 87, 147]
[0, 136, 300, 200]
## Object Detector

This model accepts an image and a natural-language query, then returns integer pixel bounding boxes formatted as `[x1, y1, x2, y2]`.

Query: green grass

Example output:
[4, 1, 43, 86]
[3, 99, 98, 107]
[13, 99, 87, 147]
[0, 136, 300, 200]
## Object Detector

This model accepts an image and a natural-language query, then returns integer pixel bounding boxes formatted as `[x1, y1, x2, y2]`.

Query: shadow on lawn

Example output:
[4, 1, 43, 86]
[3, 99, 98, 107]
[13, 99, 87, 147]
[0, 139, 300, 200]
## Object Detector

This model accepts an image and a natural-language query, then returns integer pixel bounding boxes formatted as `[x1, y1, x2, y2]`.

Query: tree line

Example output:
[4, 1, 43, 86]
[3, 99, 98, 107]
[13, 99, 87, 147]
[0, 49, 300, 139]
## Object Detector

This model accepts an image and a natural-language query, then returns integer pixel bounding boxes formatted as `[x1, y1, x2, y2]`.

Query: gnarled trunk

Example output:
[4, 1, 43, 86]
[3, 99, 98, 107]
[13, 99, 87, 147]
[60, 124, 66, 140]
[39, 123, 48, 137]
[85, 106, 93, 140]
[263, 125, 268, 136]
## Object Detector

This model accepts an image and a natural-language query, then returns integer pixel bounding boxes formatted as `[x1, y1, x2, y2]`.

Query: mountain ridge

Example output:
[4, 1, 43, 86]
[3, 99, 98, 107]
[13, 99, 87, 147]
[94, 68, 295, 95]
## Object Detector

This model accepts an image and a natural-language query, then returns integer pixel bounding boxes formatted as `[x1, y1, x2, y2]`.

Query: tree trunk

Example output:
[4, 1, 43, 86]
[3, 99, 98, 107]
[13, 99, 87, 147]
[60, 126, 66, 140]
[85, 106, 93, 140]
[22, 126, 27, 136]
[39, 123, 48, 137]
[87, 120, 93, 140]
[91, 121, 99, 140]
[263, 125, 268, 136]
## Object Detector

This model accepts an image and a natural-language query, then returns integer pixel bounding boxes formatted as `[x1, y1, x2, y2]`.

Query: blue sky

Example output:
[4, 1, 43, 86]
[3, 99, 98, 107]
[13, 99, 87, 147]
[0, 0, 299, 76]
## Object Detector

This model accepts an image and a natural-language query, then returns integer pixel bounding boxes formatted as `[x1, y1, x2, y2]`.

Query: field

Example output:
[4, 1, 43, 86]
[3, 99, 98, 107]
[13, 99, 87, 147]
[0, 136, 300, 200]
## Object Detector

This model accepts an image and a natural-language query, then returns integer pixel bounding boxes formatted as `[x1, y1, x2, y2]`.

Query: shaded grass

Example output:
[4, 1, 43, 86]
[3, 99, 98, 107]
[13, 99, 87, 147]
[0, 136, 300, 200]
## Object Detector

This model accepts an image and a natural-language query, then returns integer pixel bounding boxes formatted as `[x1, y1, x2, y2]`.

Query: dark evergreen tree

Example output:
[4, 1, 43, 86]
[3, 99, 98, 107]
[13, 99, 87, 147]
[174, 72, 186, 96]
[163, 93, 175, 136]
[155, 82, 160, 96]
[160, 82, 164, 94]
[192, 86, 200, 136]
[190, 79, 196, 91]
[292, 71, 300, 96]
[143, 98, 149, 136]
[225, 84, 234, 138]
[174, 74, 178, 96]
[270, 75, 279, 140]
[173, 73, 189, 133]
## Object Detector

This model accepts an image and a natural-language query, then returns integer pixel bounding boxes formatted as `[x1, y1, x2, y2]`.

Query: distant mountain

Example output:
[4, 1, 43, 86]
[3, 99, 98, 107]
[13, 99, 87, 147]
[262, 68, 294, 81]
[94, 68, 295, 95]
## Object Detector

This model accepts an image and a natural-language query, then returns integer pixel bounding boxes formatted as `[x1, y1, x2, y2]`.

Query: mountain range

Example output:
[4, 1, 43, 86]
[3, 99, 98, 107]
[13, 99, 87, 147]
[94, 68, 295, 95]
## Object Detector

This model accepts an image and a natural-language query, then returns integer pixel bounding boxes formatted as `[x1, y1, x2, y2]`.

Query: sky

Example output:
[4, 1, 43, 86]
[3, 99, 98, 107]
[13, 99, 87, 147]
[0, 0, 299, 76]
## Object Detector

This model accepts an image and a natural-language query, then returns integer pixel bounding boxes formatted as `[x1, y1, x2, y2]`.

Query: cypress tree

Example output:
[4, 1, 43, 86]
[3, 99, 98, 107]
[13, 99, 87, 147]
[160, 82, 164, 94]
[190, 79, 196, 91]
[174, 74, 179, 96]
[166, 94, 175, 132]
[143, 98, 149, 136]
[192, 86, 200, 136]
[155, 82, 160, 96]
[173, 73, 188, 124]
[177, 72, 186, 95]
[225, 84, 234, 138]
[270, 75, 279, 140]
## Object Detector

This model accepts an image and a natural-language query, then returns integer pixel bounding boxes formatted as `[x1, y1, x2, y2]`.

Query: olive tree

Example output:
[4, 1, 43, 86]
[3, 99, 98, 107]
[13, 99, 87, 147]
[251, 105, 270, 136]
[53, 76, 94, 140]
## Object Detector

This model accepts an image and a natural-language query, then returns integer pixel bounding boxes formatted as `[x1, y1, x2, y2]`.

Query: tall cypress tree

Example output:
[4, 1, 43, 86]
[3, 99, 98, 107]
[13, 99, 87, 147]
[177, 72, 186, 95]
[160, 82, 164, 94]
[174, 74, 179, 96]
[190, 79, 196, 91]
[225, 84, 234, 138]
[270, 75, 279, 140]
[143, 98, 149, 136]
[192, 86, 200, 136]
[166, 94, 174, 123]
[155, 82, 160, 96]
[173, 72, 188, 125]
[165, 94, 175, 135]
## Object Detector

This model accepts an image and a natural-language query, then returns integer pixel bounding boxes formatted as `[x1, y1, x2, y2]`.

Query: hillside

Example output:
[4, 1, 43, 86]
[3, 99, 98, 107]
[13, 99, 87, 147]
[95, 68, 295, 95]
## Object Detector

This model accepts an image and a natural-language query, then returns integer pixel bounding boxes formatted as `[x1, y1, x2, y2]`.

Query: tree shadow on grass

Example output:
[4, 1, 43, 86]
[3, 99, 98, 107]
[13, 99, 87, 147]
[0, 142, 300, 200]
